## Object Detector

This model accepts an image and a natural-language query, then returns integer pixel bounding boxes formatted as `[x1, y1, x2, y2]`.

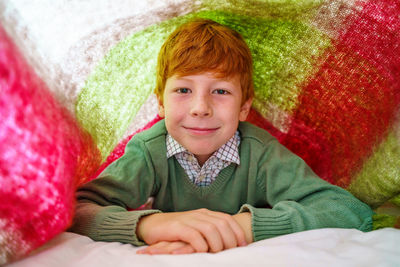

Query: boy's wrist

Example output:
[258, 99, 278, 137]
[136, 216, 145, 242]
[136, 213, 159, 242]
[232, 212, 253, 243]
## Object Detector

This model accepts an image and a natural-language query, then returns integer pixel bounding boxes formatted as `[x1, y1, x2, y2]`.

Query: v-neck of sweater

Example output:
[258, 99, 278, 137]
[176, 161, 237, 197]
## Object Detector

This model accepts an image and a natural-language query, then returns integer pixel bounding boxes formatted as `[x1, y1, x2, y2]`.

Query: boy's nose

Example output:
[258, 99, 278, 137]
[190, 95, 212, 117]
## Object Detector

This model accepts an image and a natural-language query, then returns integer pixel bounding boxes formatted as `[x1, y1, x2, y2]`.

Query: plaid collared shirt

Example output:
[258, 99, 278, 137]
[166, 131, 241, 187]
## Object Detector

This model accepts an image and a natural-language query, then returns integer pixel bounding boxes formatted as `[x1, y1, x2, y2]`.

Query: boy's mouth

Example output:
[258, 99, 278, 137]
[183, 126, 219, 135]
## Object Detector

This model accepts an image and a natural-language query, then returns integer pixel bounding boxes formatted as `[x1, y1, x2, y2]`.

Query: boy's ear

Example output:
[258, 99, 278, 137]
[239, 97, 253, 121]
[157, 96, 165, 118]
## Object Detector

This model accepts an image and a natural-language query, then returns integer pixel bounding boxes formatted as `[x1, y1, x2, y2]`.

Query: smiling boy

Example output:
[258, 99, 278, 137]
[70, 19, 373, 254]
[160, 73, 251, 166]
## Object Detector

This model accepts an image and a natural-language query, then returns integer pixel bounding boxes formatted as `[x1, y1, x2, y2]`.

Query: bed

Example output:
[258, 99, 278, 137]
[1, 0, 400, 266]
[8, 228, 400, 267]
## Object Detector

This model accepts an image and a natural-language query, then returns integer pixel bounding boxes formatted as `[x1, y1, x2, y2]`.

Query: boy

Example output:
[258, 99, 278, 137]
[70, 19, 373, 255]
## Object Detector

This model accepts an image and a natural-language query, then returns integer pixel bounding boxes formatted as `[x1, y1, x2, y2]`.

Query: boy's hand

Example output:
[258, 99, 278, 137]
[136, 209, 248, 253]
[137, 241, 195, 255]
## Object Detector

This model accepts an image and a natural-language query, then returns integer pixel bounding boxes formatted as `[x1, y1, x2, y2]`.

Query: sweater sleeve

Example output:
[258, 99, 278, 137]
[69, 137, 161, 246]
[239, 139, 374, 242]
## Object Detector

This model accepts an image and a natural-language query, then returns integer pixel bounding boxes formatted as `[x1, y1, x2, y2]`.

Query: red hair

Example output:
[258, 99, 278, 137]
[155, 18, 254, 104]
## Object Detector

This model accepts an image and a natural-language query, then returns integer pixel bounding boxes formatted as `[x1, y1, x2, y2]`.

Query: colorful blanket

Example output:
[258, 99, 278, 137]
[1, 0, 399, 264]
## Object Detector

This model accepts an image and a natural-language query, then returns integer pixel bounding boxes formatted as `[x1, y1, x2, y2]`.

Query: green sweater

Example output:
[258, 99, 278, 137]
[70, 120, 373, 245]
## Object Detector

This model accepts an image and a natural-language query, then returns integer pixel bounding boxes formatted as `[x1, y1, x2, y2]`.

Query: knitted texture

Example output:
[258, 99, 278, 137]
[0, 0, 399, 264]
[0, 26, 101, 264]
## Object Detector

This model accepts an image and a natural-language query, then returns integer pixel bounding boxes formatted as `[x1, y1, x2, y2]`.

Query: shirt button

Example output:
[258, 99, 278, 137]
[198, 174, 205, 181]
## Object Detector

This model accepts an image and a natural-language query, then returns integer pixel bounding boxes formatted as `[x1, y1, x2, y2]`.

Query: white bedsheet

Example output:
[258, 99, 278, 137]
[7, 228, 400, 267]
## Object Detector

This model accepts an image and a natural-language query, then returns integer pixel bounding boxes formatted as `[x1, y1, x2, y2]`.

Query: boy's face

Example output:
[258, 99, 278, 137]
[158, 72, 252, 165]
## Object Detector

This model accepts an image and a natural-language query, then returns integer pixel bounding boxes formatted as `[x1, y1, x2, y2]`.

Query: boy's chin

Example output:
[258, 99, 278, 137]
[191, 150, 214, 158]
[188, 144, 218, 155]
[188, 148, 215, 162]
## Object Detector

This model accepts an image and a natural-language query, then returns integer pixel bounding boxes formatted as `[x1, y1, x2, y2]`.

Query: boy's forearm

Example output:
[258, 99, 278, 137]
[70, 201, 161, 246]
[232, 212, 253, 244]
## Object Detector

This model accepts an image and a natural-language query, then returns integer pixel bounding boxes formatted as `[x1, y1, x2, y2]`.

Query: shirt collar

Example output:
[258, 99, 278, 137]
[166, 131, 241, 165]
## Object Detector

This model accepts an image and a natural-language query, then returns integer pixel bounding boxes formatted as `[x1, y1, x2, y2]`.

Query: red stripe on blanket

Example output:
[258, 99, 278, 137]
[247, 109, 334, 184]
[339, 0, 400, 88]
[289, 43, 398, 187]
[0, 25, 101, 262]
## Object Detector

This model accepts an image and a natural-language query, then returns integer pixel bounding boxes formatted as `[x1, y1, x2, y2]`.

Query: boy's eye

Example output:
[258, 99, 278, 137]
[176, 88, 191, 94]
[213, 89, 228, 95]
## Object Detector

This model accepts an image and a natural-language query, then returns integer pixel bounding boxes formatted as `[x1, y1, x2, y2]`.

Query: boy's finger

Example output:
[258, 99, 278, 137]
[202, 210, 247, 248]
[175, 224, 210, 253]
[184, 216, 226, 253]
[136, 243, 161, 255]
[200, 214, 239, 249]
[137, 241, 194, 255]
[172, 243, 196, 254]
[136, 241, 167, 254]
